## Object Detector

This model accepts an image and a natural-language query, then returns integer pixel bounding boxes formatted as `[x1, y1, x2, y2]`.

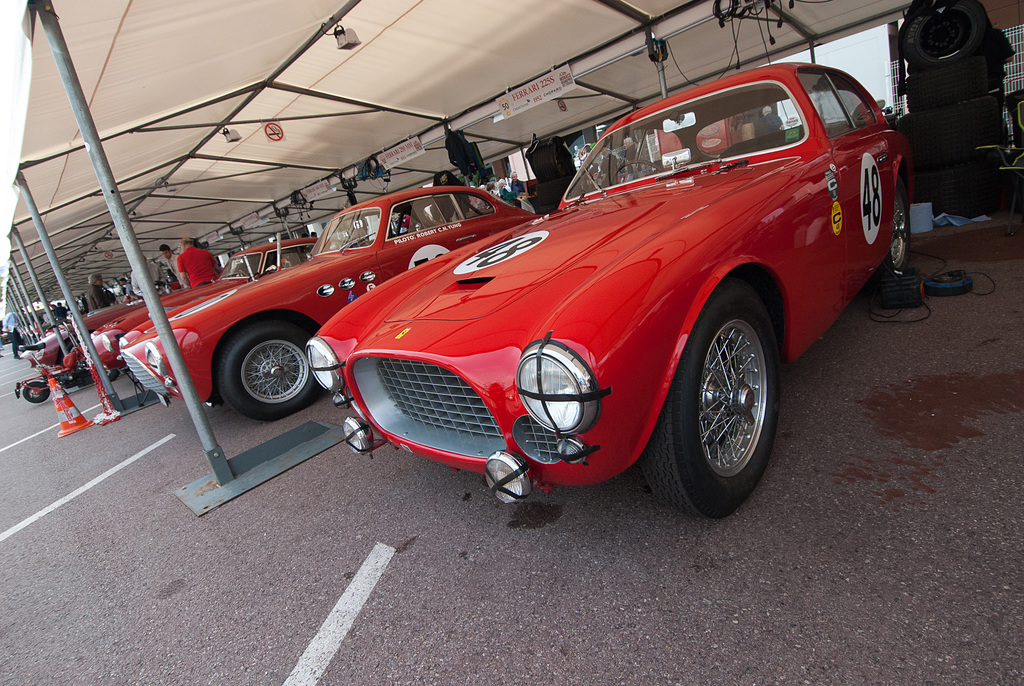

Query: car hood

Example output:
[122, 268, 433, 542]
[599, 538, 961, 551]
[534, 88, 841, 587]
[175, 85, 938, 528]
[384, 163, 776, 323]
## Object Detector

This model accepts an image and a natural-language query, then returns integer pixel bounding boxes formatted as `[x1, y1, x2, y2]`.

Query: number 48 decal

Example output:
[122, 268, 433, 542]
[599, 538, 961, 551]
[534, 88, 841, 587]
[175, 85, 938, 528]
[860, 153, 882, 245]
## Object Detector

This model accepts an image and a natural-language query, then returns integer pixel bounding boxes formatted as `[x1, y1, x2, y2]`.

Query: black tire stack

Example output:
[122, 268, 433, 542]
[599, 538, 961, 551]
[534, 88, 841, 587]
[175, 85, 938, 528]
[525, 135, 577, 214]
[896, 0, 1003, 218]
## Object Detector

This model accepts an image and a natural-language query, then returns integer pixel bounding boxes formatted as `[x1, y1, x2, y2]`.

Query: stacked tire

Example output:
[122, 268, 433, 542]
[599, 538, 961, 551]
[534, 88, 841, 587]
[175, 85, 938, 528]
[526, 135, 577, 214]
[896, 0, 1003, 217]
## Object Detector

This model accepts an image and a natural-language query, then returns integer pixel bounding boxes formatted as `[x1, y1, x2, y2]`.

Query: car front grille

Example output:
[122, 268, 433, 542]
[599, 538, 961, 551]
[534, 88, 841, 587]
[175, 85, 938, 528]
[122, 352, 168, 397]
[352, 357, 505, 459]
[512, 415, 561, 464]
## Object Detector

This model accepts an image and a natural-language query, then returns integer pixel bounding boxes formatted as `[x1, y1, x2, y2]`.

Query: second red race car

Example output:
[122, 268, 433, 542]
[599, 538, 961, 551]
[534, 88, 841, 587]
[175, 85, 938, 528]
[119, 186, 535, 421]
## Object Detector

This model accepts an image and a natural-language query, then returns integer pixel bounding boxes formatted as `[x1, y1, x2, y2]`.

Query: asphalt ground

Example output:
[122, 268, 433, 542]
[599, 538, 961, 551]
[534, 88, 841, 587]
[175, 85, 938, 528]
[1, 214, 1022, 685]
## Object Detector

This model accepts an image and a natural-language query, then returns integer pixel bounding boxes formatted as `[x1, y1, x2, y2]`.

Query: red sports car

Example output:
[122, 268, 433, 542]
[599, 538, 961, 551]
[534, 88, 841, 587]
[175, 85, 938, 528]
[119, 187, 535, 420]
[92, 237, 315, 370]
[309, 63, 913, 517]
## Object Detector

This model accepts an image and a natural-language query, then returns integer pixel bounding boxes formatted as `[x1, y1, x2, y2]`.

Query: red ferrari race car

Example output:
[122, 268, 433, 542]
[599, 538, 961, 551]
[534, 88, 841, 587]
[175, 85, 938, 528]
[91, 237, 315, 371]
[120, 186, 535, 421]
[22, 239, 315, 372]
[309, 63, 913, 518]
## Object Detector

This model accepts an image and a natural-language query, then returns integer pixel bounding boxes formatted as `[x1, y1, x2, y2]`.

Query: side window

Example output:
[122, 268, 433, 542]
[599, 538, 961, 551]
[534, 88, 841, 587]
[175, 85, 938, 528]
[455, 192, 496, 218]
[799, 71, 853, 138]
[830, 73, 877, 128]
[277, 246, 311, 269]
[410, 198, 450, 230]
[387, 202, 414, 238]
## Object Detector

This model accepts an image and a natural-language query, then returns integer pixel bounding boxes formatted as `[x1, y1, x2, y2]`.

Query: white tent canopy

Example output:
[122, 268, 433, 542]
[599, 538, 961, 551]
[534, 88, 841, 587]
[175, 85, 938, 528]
[11, 0, 909, 297]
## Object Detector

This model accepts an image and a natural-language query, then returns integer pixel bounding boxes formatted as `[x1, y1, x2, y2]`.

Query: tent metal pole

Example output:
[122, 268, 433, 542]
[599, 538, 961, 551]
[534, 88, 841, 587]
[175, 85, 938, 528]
[36, 2, 233, 484]
[15, 176, 119, 401]
[10, 227, 71, 356]
[9, 262, 44, 342]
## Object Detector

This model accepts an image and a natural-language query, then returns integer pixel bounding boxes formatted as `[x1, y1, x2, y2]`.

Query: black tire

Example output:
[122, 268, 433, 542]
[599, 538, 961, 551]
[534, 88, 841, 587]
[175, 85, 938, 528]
[885, 177, 911, 272]
[22, 379, 50, 404]
[526, 136, 576, 183]
[530, 177, 574, 214]
[107, 368, 120, 382]
[896, 96, 1000, 171]
[216, 320, 318, 421]
[640, 279, 780, 518]
[906, 56, 988, 111]
[901, 0, 987, 70]
[913, 158, 1001, 217]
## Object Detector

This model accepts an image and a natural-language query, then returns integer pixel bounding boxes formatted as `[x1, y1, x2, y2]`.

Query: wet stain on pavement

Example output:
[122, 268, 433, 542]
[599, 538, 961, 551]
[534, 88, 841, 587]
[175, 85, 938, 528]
[860, 370, 1024, 451]
[507, 502, 563, 529]
[831, 452, 944, 511]
[156, 578, 188, 600]
[395, 535, 419, 553]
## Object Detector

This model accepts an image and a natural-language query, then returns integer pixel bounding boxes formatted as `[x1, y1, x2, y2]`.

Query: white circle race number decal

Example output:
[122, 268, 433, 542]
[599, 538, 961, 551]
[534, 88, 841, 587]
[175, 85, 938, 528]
[408, 244, 449, 270]
[454, 231, 548, 274]
[860, 153, 882, 245]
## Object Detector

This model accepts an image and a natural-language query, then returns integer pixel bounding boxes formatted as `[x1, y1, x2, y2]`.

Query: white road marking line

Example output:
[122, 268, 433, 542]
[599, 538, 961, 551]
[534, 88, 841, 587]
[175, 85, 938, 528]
[0, 433, 175, 544]
[283, 543, 397, 686]
[0, 403, 102, 454]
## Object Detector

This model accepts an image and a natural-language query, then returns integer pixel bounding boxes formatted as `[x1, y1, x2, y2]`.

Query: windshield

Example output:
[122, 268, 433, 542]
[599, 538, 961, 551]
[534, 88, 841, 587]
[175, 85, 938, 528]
[565, 81, 805, 200]
[221, 252, 262, 279]
[312, 208, 382, 255]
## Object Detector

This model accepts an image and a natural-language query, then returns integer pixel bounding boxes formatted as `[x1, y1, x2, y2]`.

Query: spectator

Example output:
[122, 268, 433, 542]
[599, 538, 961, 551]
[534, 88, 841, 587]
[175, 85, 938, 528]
[154, 243, 182, 289]
[86, 273, 115, 311]
[131, 259, 163, 296]
[50, 301, 69, 321]
[2, 309, 20, 357]
[176, 237, 221, 289]
[509, 172, 526, 197]
[758, 105, 783, 134]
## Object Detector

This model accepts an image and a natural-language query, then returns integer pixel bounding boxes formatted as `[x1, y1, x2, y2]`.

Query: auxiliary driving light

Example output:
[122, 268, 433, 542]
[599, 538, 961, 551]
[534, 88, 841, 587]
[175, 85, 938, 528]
[484, 452, 532, 503]
[556, 436, 591, 464]
[343, 416, 374, 453]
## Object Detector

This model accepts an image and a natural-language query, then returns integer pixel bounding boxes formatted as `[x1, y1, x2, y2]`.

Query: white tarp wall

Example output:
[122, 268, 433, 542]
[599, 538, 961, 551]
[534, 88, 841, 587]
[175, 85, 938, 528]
[1, 1, 33, 309]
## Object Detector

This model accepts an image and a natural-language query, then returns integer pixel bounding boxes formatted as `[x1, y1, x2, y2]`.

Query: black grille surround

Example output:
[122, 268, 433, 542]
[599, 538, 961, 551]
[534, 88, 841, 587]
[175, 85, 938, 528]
[351, 357, 506, 459]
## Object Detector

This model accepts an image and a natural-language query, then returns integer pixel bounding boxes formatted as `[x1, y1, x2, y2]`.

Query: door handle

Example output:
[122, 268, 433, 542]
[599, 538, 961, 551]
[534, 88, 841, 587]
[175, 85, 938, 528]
[456, 234, 477, 243]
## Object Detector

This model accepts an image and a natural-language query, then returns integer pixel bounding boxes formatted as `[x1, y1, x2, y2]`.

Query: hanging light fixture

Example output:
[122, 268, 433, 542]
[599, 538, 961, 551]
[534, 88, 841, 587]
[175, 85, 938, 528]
[333, 25, 361, 50]
[220, 127, 241, 143]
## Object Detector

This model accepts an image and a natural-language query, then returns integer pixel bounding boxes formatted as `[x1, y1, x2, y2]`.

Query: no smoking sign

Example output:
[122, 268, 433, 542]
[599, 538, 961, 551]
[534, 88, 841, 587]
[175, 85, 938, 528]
[264, 121, 285, 142]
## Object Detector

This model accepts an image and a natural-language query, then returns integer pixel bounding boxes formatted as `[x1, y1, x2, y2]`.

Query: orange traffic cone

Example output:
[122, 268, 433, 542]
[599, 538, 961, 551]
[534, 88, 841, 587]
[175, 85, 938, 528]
[50, 376, 93, 437]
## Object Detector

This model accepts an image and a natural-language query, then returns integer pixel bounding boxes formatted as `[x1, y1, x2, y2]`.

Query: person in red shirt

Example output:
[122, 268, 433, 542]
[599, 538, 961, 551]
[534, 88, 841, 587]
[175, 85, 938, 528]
[176, 237, 221, 288]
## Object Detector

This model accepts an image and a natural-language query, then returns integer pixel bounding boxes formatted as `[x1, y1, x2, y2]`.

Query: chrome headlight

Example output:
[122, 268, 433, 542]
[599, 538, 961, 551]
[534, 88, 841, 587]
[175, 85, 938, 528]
[306, 336, 343, 391]
[144, 341, 168, 377]
[515, 337, 605, 435]
[100, 333, 115, 353]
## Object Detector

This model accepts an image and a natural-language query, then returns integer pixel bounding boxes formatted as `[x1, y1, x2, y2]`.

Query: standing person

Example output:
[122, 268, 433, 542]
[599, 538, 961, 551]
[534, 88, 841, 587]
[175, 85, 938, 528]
[154, 243, 182, 290]
[176, 237, 221, 289]
[3, 310, 22, 359]
[50, 301, 69, 321]
[131, 259, 162, 297]
[86, 273, 115, 311]
[509, 172, 526, 197]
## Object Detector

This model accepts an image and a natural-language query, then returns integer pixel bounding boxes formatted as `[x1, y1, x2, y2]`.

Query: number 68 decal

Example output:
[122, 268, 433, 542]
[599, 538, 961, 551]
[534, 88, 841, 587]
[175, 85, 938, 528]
[860, 153, 883, 245]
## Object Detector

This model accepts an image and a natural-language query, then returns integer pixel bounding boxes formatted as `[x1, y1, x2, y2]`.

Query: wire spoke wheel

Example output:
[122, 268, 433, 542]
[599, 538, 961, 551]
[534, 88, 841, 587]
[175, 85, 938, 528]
[699, 319, 766, 477]
[888, 178, 910, 270]
[240, 338, 309, 404]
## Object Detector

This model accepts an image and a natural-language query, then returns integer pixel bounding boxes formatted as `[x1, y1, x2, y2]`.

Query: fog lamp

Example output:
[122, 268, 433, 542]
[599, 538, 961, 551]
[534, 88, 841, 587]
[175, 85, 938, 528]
[557, 436, 591, 464]
[343, 416, 374, 453]
[484, 451, 532, 503]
